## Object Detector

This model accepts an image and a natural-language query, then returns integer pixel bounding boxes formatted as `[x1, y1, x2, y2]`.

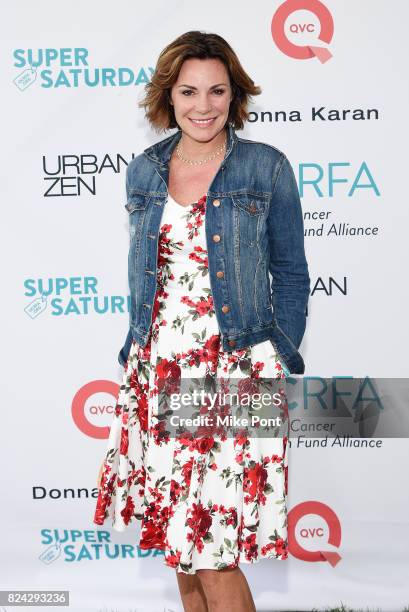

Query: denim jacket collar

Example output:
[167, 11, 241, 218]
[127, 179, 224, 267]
[143, 122, 238, 167]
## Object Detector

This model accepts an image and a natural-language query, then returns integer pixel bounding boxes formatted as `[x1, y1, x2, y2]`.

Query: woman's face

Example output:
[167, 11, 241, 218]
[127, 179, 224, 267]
[170, 57, 233, 142]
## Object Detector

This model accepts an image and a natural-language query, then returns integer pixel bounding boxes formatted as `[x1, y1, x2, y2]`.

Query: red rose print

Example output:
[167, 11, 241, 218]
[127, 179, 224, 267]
[92, 188, 289, 573]
[195, 436, 215, 454]
[140, 518, 166, 550]
[120, 428, 128, 455]
[120, 495, 135, 526]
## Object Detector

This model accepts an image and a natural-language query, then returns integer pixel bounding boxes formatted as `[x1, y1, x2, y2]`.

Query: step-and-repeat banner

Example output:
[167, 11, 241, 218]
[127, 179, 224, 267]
[2, 1, 409, 611]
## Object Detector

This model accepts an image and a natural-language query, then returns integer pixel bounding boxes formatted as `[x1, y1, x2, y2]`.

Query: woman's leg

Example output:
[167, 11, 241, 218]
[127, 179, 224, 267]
[175, 569, 209, 612]
[196, 566, 256, 612]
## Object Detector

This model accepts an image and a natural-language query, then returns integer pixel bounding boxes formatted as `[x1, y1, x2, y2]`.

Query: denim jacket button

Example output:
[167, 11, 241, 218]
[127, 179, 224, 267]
[212, 199, 221, 207]
[221, 305, 230, 313]
[212, 234, 221, 242]
[228, 339, 236, 347]
[216, 270, 224, 278]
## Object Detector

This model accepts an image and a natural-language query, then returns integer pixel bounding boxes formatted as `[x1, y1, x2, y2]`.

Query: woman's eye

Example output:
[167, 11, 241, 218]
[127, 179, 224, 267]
[181, 89, 225, 96]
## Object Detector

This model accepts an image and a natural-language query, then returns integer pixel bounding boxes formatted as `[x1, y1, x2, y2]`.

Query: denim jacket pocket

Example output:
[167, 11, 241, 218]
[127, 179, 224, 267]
[125, 192, 151, 213]
[232, 194, 269, 247]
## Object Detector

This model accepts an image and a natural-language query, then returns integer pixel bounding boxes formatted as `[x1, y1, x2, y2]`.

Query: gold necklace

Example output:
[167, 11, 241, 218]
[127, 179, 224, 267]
[175, 135, 227, 166]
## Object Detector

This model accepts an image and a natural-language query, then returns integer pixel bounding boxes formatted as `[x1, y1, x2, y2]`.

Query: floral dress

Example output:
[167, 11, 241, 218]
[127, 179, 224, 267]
[93, 192, 291, 574]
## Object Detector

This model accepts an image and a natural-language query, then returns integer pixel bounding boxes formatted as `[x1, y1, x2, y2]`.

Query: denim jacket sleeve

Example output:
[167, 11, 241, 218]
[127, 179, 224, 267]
[117, 163, 134, 366]
[267, 153, 310, 351]
[125, 162, 131, 201]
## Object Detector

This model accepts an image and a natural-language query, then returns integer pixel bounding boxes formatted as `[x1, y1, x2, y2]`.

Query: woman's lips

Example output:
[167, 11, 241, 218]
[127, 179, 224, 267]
[189, 117, 216, 127]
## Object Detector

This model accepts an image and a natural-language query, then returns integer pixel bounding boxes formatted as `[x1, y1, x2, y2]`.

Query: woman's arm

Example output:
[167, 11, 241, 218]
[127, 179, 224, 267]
[266, 153, 310, 351]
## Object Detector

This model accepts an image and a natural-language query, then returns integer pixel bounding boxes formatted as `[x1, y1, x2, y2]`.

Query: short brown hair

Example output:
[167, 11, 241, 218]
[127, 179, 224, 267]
[138, 30, 262, 133]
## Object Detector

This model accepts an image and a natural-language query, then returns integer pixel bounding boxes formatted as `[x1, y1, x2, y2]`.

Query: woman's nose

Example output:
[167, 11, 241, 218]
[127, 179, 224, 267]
[194, 96, 212, 113]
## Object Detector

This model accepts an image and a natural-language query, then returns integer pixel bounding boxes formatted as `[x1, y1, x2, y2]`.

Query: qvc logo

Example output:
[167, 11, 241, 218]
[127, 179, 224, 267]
[271, 0, 334, 63]
[72, 380, 119, 439]
[288, 501, 342, 565]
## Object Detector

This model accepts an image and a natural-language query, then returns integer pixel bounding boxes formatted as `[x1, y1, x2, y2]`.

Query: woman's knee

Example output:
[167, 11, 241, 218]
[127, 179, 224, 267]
[176, 569, 201, 586]
[196, 566, 238, 587]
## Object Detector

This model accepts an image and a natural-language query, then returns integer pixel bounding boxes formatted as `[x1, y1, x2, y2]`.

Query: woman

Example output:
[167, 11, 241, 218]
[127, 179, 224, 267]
[93, 31, 310, 612]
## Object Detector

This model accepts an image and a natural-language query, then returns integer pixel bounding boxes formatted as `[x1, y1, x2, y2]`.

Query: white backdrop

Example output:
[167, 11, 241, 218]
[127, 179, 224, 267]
[2, 1, 409, 610]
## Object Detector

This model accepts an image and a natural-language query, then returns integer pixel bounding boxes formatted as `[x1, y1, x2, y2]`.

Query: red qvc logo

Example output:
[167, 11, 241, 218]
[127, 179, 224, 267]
[288, 501, 342, 565]
[271, 0, 334, 63]
[72, 380, 119, 439]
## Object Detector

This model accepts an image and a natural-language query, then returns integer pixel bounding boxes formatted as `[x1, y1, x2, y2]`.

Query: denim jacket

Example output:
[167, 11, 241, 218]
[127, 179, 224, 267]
[118, 123, 310, 374]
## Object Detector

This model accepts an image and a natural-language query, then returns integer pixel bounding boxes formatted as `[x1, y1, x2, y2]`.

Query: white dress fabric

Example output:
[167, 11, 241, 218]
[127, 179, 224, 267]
[93, 192, 291, 574]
